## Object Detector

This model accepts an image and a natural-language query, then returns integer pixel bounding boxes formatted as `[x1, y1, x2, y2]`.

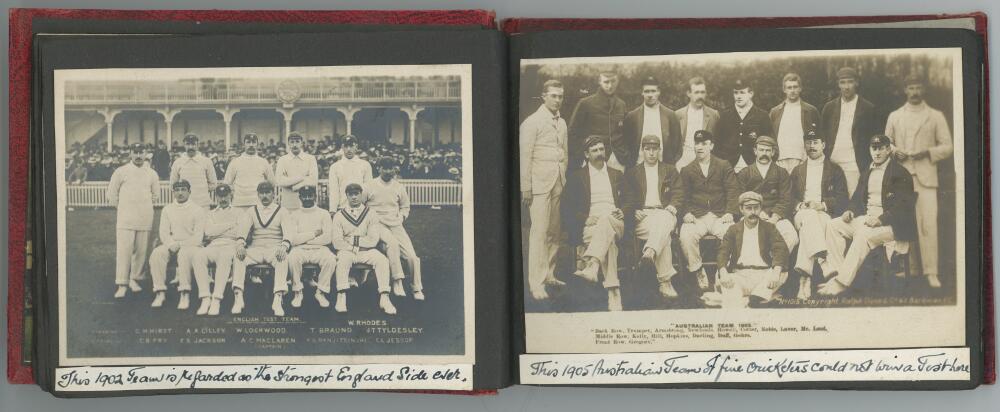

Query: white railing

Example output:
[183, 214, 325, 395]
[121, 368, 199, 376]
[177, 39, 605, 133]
[66, 180, 463, 208]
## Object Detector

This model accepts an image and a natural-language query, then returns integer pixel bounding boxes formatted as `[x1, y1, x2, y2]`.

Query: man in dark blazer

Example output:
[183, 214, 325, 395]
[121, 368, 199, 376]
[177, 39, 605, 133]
[622, 76, 682, 168]
[716, 79, 774, 172]
[623, 135, 685, 298]
[789, 130, 849, 299]
[675, 76, 721, 169]
[678, 130, 741, 291]
[563, 136, 626, 311]
[567, 71, 628, 172]
[820, 67, 878, 196]
[770, 73, 822, 173]
[818, 135, 918, 296]
[734, 135, 798, 251]
[713, 191, 789, 308]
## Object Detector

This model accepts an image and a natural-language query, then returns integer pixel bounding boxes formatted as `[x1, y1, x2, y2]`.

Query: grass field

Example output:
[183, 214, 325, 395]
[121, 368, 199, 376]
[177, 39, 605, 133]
[63, 206, 468, 360]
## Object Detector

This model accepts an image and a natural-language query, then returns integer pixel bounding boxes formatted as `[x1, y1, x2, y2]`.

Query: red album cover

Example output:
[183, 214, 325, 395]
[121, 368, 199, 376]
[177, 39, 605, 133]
[504, 12, 992, 385]
[6, 8, 496, 388]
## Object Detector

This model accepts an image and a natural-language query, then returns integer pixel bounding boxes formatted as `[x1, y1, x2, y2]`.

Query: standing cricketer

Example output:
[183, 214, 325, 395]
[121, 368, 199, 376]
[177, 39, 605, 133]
[275, 131, 319, 210]
[149, 180, 206, 311]
[224, 133, 275, 210]
[328, 135, 373, 212]
[107, 143, 160, 298]
[169, 133, 217, 208]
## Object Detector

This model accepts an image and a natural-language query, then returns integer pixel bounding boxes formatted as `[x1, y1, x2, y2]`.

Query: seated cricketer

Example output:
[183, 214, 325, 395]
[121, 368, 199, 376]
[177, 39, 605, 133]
[711, 191, 789, 308]
[331, 183, 396, 315]
[622, 135, 685, 298]
[564, 136, 626, 311]
[788, 130, 849, 300]
[233, 181, 293, 316]
[192, 184, 246, 315]
[818, 134, 918, 296]
[734, 135, 798, 251]
[149, 179, 205, 310]
[283, 186, 338, 308]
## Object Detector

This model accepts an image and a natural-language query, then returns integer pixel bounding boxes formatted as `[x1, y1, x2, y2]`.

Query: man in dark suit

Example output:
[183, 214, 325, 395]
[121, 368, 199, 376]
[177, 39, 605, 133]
[789, 129, 849, 299]
[563, 136, 626, 311]
[821, 67, 879, 196]
[622, 76, 682, 168]
[567, 71, 628, 172]
[713, 191, 789, 308]
[716, 79, 774, 172]
[675, 77, 721, 169]
[623, 135, 685, 298]
[769, 73, 822, 173]
[818, 135, 918, 296]
[734, 135, 798, 251]
[678, 130, 741, 291]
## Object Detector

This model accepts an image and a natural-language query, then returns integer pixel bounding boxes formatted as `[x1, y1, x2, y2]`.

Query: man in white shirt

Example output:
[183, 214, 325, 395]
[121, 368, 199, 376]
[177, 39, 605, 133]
[169, 134, 217, 208]
[365, 157, 424, 300]
[233, 182, 293, 316]
[884, 74, 954, 289]
[224, 133, 275, 210]
[674, 77, 720, 169]
[769, 73, 821, 172]
[711, 191, 789, 308]
[821, 67, 878, 196]
[107, 143, 160, 299]
[283, 186, 338, 308]
[564, 136, 626, 311]
[192, 184, 244, 315]
[520, 80, 569, 300]
[622, 76, 682, 168]
[275, 131, 319, 210]
[328, 135, 373, 212]
[149, 180, 206, 311]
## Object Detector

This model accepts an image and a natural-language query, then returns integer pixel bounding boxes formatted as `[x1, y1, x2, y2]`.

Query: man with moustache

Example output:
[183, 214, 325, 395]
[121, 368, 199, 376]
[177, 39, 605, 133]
[328, 135, 373, 212]
[675, 77, 720, 169]
[567, 71, 627, 172]
[714, 191, 789, 308]
[818, 135, 918, 296]
[821, 67, 878, 195]
[564, 136, 626, 311]
[734, 136, 798, 251]
[224, 133, 275, 211]
[717, 79, 773, 172]
[622, 135, 685, 298]
[233, 182, 293, 316]
[169, 134, 217, 208]
[622, 76, 682, 167]
[275, 131, 319, 210]
[788, 130, 849, 300]
[107, 143, 160, 298]
[770, 73, 821, 172]
[149, 180, 206, 311]
[884, 74, 953, 288]
[678, 130, 741, 291]
[192, 184, 245, 315]
[520, 79, 569, 300]
[284, 186, 338, 308]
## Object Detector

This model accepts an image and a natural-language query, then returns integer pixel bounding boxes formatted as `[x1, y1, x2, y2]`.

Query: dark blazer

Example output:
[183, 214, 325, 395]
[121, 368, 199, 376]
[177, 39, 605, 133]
[821, 96, 878, 170]
[622, 162, 684, 233]
[715, 105, 774, 167]
[717, 220, 789, 273]
[622, 103, 683, 167]
[567, 92, 627, 169]
[769, 100, 821, 139]
[848, 159, 918, 241]
[735, 163, 793, 220]
[562, 164, 625, 246]
[679, 156, 740, 218]
[789, 159, 850, 217]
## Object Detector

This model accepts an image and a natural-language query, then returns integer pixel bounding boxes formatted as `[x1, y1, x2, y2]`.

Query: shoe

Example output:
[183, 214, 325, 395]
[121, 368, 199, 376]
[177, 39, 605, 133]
[197, 297, 211, 315]
[335, 293, 347, 313]
[272, 294, 285, 317]
[177, 292, 190, 310]
[128, 280, 142, 293]
[207, 299, 221, 316]
[379, 294, 397, 315]
[231, 292, 244, 314]
[151, 292, 165, 307]
[392, 280, 406, 297]
[291, 291, 303, 308]
[168, 277, 179, 286]
[114, 286, 127, 299]
[696, 269, 709, 290]
[543, 277, 566, 287]
[927, 274, 942, 288]
[574, 261, 600, 283]
[315, 291, 330, 308]
[748, 295, 768, 308]
[530, 287, 549, 300]
[658, 280, 678, 298]
[607, 288, 623, 311]
[817, 279, 846, 296]
[797, 277, 812, 300]
[413, 290, 425, 301]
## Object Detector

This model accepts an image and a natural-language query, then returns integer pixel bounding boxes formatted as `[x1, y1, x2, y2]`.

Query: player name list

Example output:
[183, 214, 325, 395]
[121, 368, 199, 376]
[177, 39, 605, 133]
[591, 323, 829, 346]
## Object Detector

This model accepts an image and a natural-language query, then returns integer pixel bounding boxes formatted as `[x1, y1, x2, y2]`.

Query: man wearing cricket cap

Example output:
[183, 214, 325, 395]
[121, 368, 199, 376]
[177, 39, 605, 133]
[735, 135, 798, 251]
[192, 184, 246, 315]
[169, 133, 216, 208]
[712, 191, 789, 308]
[224, 133, 275, 210]
[275, 131, 319, 210]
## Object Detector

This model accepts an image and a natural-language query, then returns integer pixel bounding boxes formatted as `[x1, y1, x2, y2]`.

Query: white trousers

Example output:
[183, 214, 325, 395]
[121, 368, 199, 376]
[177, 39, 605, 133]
[793, 208, 832, 274]
[527, 180, 563, 294]
[150, 245, 200, 293]
[679, 212, 732, 271]
[772, 218, 800, 251]
[335, 249, 390, 293]
[635, 209, 677, 282]
[581, 213, 624, 289]
[381, 224, 423, 292]
[825, 215, 896, 287]
[115, 229, 150, 286]
[833, 159, 861, 197]
[291, 247, 337, 294]
[193, 244, 238, 300]
[913, 179, 939, 277]
[721, 268, 783, 307]
[776, 158, 802, 173]
[233, 246, 290, 294]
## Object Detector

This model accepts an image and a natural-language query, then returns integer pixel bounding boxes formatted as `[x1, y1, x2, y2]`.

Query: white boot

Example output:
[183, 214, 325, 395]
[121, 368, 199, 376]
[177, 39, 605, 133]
[114, 286, 127, 299]
[150, 291, 165, 307]
[334, 292, 347, 313]
[291, 291, 303, 308]
[128, 280, 142, 293]
[272, 293, 285, 317]
[196, 297, 211, 315]
[207, 298, 221, 316]
[315, 290, 330, 308]
[413, 290, 425, 301]
[177, 292, 190, 310]
[392, 279, 406, 297]
[231, 291, 244, 314]
[379, 293, 397, 315]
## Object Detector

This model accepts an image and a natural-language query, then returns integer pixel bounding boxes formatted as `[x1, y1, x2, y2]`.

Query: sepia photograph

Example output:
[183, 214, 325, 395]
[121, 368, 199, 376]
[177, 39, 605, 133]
[518, 48, 967, 353]
[54, 64, 476, 366]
